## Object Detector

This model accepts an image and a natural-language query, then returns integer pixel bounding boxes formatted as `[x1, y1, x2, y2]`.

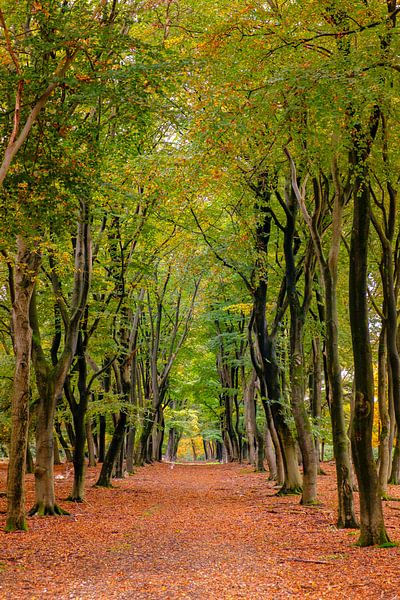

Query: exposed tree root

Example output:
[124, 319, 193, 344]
[4, 517, 28, 532]
[66, 496, 84, 503]
[28, 503, 70, 517]
[276, 486, 302, 496]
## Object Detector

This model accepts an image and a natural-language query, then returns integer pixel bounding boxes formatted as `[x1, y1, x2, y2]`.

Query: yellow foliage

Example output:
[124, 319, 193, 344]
[177, 436, 204, 461]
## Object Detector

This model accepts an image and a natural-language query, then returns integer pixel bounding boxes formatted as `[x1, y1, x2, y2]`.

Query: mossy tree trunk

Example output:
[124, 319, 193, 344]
[29, 199, 91, 516]
[6, 237, 41, 532]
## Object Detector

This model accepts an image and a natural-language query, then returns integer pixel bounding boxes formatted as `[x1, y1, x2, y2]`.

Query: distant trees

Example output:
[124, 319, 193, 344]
[2, 0, 400, 549]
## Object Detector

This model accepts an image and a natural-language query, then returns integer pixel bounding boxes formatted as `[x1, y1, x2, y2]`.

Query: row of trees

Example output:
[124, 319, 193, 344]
[1, 0, 400, 548]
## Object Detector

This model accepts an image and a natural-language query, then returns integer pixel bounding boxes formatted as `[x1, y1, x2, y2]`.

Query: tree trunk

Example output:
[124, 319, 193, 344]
[310, 336, 322, 472]
[283, 183, 318, 505]
[26, 445, 34, 475]
[98, 415, 106, 463]
[96, 411, 127, 487]
[389, 435, 400, 485]
[324, 273, 358, 528]
[151, 407, 164, 462]
[166, 428, 179, 462]
[29, 381, 67, 516]
[135, 406, 155, 466]
[191, 439, 197, 461]
[114, 440, 125, 479]
[378, 326, 390, 498]
[252, 283, 302, 494]
[125, 426, 136, 473]
[53, 435, 61, 466]
[244, 372, 260, 468]
[349, 182, 390, 546]
[55, 422, 73, 462]
[29, 201, 91, 515]
[6, 237, 41, 531]
[86, 418, 96, 467]
[264, 425, 277, 480]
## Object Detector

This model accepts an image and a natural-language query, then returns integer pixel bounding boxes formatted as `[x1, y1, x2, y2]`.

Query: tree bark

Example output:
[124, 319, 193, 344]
[96, 411, 127, 487]
[287, 152, 358, 526]
[283, 183, 317, 505]
[349, 182, 390, 546]
[6, 237, 41, 531]
[377, 326, 390, 498]
[29, 199, 91, 515]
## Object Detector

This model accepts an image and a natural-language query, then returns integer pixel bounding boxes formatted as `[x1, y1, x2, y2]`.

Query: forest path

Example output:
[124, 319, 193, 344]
[1, 461, 400, 599]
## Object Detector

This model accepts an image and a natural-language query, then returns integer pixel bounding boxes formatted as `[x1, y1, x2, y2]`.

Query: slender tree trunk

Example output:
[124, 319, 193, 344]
[252, 285, 302, 493]
[287, 151, 358, 525]
[378, 326, 390, 498]
[96, 411, 127, 487]
[310, 336, 322, 472]
[55, 422, 73, 462]
[6, 237, 41, 531]
[98, 415, 106, 463]
[349, 182, 390, 546]
[283, 190, 317, 505]
[126, 427, 136, 473]
[86, 418, 96, 467]
[244, 372, 262, 469]
[324, 274, 358, 528]
[135, 406, 155, 466]
[191, 439, 197, 461]
[69, 407, 86, 501]
[26, 445, 34, 474]
[389, 435, 400, 485]
[264, 425, 277, 480]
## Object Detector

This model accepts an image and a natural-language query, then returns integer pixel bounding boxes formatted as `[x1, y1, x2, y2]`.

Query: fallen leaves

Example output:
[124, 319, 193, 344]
[0, 461, 399, 599]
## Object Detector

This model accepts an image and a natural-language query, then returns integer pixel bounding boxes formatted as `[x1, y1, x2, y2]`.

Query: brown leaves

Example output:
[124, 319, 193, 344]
[0, 461, 399, 598]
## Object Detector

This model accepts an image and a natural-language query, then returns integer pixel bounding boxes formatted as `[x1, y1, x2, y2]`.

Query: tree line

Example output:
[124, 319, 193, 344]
[1, 0, 400, 548]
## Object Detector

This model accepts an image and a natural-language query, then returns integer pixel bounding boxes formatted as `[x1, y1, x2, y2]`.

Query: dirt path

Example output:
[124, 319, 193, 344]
[1, 462, 400, 599]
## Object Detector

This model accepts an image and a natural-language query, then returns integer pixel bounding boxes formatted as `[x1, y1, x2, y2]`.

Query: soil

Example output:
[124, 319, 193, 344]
[0, 461, 400, 599]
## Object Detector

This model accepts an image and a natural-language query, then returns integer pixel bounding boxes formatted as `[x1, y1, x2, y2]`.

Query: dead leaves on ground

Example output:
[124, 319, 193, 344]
[0, 461, 399, 599]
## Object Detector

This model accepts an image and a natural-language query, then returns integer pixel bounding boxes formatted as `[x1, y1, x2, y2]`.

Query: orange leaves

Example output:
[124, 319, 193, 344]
[31, 2, 50, 17]
[0, 461, 400, 597]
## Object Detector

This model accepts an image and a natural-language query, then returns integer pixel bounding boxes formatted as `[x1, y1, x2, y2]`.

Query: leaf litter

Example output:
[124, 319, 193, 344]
[0, 461, 399, 599]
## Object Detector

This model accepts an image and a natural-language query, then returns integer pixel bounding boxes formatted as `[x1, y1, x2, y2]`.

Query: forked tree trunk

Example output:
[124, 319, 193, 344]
[29, 379, 67, 516]
[29, 200, 91, 515]
[6, 237, 41, 531]
[251, 281, 302, 494]
[287, 151, 358, 526]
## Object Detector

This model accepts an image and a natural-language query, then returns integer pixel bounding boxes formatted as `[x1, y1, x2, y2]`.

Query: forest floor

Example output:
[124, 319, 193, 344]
[0, 461, 400, 599]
